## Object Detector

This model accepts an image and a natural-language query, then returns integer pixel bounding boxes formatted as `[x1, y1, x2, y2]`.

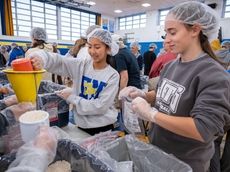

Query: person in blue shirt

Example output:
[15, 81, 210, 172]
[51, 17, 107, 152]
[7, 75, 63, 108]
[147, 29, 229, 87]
[8, 43, 24, 66]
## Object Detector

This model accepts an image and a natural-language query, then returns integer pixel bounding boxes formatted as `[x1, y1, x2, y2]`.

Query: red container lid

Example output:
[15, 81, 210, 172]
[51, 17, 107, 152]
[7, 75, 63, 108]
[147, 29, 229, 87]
[11, 58, 34, 71]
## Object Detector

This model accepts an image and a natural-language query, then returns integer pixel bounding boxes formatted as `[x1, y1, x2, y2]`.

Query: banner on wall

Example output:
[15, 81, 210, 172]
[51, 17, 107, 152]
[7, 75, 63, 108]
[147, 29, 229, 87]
[102, 18, 115, 33]
[102, 18, 108, 30]
[109, 20, 115, 33]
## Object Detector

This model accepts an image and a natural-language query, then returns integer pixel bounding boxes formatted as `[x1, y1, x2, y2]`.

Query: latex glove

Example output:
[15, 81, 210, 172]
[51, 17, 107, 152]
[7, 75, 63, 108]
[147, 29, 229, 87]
[3, 95, 18, 107]
[7, 126, 57, 172]
[119, 86, 146, 101]
[33, 126, 58, 163]
[29, 51, 47, 70]
[56, 87, 73, 100]
[131, 97, 158, 122]
[5, 102, 36, 121]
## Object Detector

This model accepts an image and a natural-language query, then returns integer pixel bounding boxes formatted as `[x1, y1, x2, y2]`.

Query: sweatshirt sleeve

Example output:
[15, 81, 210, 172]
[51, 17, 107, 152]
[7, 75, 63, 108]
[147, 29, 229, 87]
[34, 50, 85, 79]
[191, 72, 230, 143]
[67, 72, 119, 115]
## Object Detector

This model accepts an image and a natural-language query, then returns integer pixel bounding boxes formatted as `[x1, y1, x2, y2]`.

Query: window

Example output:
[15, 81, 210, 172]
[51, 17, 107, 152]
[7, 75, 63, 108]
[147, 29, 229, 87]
[12, 0, 97, 41]
[118, 13, 146, 30]
[158, 9, 170, 26]
[60, 8, 96, 41]
[224, 0, 230, 18]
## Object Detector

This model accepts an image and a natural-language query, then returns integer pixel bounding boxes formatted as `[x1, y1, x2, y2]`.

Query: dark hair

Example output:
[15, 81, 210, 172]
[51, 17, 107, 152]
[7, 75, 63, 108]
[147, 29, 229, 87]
[104, 45, 116, 69]
[106, 55, 116, 69]
[32, 39, 45, 49]
[184, 24, 224, 66]
[199, 31, 227, 66]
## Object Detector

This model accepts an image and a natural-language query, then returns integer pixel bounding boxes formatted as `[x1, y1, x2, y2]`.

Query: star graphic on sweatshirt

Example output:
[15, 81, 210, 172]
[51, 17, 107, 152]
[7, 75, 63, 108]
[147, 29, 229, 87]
[84, 82, 97, 95]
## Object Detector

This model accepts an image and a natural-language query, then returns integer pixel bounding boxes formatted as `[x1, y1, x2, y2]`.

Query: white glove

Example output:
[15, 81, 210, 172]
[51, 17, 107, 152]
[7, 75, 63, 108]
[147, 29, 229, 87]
[119, 86, 146, 101]
[8, 126, 57, 172]
[131, 97, 158, 122]
[28, 50, 47, 70]
[3, 95, 18, 107]
[33, 126, 57, 163]
[2, 102, 36, 122]
[56, 87, 73, 100]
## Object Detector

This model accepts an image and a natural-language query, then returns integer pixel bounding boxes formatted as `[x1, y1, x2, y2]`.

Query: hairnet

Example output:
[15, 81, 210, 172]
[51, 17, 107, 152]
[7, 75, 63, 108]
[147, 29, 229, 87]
[130, 41, 141, 50]
[166, 1, 219, 40]
[87, 28, 119, 56]
[30, 27, 47, 42]
[111, 34, 125, 49]
[81, 25, 101, 39]
[149, 43, 157, 49]
[221, 41, 230, 48]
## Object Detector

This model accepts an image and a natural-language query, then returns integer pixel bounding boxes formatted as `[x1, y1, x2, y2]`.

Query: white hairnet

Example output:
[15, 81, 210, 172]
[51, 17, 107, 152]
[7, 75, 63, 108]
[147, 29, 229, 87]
[112, 34, 125, 49]
[81, 25, 101, 39]
[166, 1, 219, 40]
[130, 41, 141, 50]
[149, 43, 157, 49]
[87, 28, 119, 56]
[30, 27, 47, 42]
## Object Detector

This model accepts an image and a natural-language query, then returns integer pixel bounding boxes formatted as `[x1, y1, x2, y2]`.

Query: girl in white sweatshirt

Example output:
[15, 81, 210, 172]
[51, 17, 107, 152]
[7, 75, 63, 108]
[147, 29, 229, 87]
[30, 29, 120, 135]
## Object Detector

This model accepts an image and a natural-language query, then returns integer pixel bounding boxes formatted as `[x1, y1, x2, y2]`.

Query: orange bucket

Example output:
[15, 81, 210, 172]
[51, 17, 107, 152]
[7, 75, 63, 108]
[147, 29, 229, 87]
[11, 58, 33, 71]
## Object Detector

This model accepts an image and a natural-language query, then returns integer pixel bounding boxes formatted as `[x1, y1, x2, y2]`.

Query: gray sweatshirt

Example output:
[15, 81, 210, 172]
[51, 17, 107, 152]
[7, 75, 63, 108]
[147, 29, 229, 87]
[148, 53, 230, 172]
[41, 52, 120, 128]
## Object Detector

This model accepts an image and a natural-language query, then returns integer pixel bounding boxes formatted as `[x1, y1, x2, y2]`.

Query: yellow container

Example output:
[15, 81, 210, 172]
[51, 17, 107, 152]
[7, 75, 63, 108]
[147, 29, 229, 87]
[3, 69, 45, 103]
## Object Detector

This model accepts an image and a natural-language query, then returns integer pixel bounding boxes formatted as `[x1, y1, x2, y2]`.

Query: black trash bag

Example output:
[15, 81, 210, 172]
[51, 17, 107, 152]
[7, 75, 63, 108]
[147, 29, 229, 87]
[37, 81, 69, 127]
[0, 139, 114, 172]
[0, 152, 16, 172]
[55, 140, 114, 172]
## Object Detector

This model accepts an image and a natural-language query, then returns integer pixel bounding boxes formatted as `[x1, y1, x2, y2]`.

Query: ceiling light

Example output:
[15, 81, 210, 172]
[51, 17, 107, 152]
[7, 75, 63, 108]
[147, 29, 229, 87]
[86, 1, 96, 6]
[114, 9, 122, 13]
[142, 3, 151, 7]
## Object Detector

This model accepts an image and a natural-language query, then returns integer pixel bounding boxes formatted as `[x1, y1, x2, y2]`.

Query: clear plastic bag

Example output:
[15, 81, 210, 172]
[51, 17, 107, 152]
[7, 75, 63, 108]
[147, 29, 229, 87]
[37, 81, 69, 127]
[121, 99, 145, 135]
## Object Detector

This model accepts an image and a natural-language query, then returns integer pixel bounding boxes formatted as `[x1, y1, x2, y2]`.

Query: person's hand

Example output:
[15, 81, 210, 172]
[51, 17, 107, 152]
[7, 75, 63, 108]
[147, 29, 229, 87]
[34, 126, 57, 151]
[7, 102, 36, 120]
[3, 95, 18, 107]
[131, 97, 158, 122]
[119, 86, 146, 101]
[28, 51, 47, 70]
[76, 38, 87, 46]
[34, 126, 57, 162]
[30, 56, 44, 70]
[56, 87, 73, 100]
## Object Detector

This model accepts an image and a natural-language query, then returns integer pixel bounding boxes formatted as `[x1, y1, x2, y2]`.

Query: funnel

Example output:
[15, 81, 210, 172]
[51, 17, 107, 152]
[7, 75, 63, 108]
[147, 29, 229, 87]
[3, 69, 45, 103]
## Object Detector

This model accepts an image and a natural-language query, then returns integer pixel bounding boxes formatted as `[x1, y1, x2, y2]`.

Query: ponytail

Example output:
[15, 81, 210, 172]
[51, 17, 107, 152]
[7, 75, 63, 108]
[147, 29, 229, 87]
[199, 32, 225, 66]
[32, 39, 45, 49]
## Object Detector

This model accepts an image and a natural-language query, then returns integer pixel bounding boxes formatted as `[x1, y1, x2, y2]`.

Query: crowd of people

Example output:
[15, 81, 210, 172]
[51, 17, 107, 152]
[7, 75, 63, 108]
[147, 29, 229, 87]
[0, 1, 230, 172]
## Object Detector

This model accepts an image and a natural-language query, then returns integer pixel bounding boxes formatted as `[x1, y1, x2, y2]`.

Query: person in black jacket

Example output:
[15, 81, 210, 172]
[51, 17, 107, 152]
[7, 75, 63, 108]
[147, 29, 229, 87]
[143, 43, 157, 75]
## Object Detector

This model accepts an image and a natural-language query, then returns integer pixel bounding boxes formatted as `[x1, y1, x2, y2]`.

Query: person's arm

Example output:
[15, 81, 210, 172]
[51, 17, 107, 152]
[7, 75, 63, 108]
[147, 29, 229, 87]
[7, 127, 57, 172]
[145, 90, 156, 104]
[132, 97, 204, 142]
[119, 70, 128, 90]
[155, 113, 204, 142]
[30, 50, 85, 78]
